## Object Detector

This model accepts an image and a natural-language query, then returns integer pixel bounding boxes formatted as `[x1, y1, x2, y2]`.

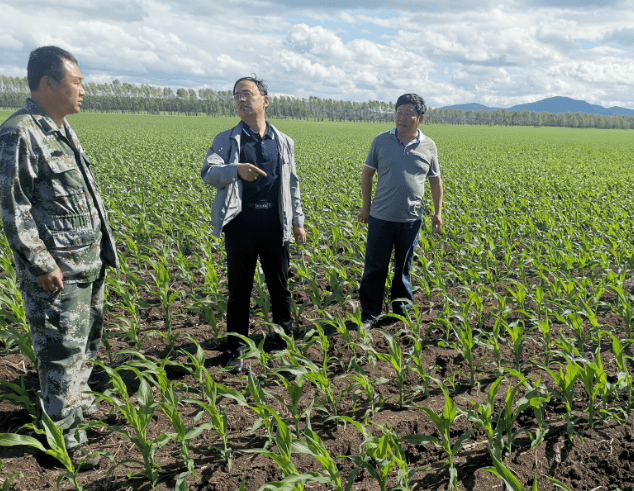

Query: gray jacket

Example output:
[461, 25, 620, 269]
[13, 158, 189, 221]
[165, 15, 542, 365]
[201, 122, 304, 241]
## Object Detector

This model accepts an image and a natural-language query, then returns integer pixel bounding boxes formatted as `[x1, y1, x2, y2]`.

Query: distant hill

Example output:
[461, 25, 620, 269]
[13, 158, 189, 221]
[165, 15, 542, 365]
[440, 103, 503, 112]
[441, 96, 634, 116]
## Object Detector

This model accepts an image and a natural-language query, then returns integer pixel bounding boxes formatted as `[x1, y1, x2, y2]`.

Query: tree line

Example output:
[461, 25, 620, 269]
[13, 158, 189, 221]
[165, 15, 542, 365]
[1, 75, 633, 129]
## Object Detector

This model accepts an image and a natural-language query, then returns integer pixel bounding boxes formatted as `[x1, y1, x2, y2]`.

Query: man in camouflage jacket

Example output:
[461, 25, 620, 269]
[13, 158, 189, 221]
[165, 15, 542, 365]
[0, 46, 118, 460]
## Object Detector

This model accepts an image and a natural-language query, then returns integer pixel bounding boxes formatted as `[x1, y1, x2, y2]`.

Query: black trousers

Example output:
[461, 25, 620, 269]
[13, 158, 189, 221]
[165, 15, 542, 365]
[223, 206, 292, 351]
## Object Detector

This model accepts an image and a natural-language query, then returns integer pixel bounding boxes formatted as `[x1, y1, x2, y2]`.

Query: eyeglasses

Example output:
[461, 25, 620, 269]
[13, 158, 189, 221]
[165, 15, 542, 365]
[233, 91, 259, 101]
[396, 111, 418, 118]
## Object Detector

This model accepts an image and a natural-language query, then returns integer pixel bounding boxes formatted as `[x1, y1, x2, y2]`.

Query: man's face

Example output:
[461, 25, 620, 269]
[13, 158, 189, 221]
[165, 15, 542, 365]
[234, 80, 269, 122]
[395, 103, 423, 134]
[49, 59, 85, 118]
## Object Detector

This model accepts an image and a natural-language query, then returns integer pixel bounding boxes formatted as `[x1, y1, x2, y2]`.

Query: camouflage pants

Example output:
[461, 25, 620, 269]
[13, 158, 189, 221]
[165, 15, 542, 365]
[21, 275, 105, 449]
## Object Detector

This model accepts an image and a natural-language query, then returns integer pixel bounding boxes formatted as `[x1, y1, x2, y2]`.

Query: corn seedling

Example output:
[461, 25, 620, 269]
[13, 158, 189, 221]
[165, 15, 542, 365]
[368, 329, 410, 408]
[184, 367, 247, 470]
[343, 359, 387, 423]
[292, 418, 345, 491]
[90, 361, 172, 489]
[403, 379, 473, 490]
[244, 407, 330, 491]
[539, 361, 580, 441]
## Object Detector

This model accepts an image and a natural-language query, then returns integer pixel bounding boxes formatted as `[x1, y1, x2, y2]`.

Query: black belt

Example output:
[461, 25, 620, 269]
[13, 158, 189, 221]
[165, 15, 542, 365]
[244, 202, 275, 210]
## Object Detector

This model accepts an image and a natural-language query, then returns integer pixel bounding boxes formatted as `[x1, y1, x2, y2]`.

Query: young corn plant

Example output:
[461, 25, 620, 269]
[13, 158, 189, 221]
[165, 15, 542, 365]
[244, 407, 330, 491]
[386, 299, 430, 341]
[465, 376, 505, 459]
[179, 335, 207, 386]
[373, 330, 409, 408]
[90, 361, 172, 489]
[153, 366, 214, 478]
[0, 458, 24, 491]
[535, 315, 552, 368]
[270, 369, 308, 437]
[226, 332, 271, 380]
[539, 361, 580, 441]
[609, 285, 634, 340]
[573, 351, 607, 428]
[336, 417, 402, 491]
[0, 281, 37, 367]
[440, 320, 478, 387]
[343, 359, 388, 423]
[504, 320, 528, 373]
[403, 379, 473, 490]
[292, 418, 345, 491]
[408, 337, 437, 400]
[253, 266, 272, 322]
[246, 373, 277, 446]
[516, 377, 551, 450]
[482, 454, 538, 491]
[494, 370, 533, 457]
[184, 367, 247, 470]
[107, 277, 142, 349]
[314, 311, 356, 367]
[1, 400, 105, 490]
[0, 377, 40, 422]
[600, 331, 633, 414]
[146, 257, 184, 352]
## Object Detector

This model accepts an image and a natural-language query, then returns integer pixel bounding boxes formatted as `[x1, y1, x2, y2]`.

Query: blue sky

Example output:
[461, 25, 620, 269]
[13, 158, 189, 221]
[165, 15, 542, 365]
[2, 0, 633, 109]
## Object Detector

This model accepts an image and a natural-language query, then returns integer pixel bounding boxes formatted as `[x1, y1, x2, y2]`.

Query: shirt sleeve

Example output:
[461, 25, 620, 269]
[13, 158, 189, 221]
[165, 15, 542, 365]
[427, 140, 441, 178]
[0, 131, 59, 277]
[364, 136, 379, 170]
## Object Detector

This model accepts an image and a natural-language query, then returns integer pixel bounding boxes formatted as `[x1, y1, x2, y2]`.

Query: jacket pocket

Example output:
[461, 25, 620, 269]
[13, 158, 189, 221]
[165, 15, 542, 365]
[38, 153, 95, 248]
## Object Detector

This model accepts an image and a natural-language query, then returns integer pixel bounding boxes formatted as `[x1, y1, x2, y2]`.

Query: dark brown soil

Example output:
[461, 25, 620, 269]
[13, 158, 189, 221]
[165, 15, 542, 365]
[1, 262, 634, 491]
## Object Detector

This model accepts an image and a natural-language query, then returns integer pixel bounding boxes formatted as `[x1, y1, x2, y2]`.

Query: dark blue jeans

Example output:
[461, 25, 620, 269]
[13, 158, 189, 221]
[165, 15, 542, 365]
[359, 216, 421, 322]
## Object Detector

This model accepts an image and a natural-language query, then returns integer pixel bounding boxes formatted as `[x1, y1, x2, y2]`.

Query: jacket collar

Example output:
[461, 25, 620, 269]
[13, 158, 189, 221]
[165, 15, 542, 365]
[24, 98, 81, 150]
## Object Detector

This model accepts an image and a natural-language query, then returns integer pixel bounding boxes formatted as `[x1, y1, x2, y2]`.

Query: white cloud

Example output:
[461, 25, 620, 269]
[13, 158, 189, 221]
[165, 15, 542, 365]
[0, 0, 633, 108]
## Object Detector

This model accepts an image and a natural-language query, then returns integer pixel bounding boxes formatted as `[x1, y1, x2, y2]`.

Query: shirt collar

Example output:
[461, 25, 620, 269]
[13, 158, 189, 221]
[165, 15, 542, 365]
[241, 121, 275, 140]
[390, 127, 423, 146]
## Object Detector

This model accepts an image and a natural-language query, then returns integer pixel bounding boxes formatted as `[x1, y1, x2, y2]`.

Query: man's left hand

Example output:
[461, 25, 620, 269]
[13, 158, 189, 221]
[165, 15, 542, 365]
[432, 214, 443, 234]
[293, 226, 307, 244]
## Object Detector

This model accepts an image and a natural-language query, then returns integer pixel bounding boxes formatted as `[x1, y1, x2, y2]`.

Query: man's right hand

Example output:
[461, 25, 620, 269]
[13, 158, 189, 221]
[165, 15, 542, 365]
[238, 163, 267, 182]
[358, 207, 370, 223]
[37, 269, 64, 292]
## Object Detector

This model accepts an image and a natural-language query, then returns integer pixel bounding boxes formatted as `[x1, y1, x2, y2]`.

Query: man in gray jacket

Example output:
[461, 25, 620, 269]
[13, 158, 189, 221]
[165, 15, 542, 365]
[201, 75, 306, 373]
[0, 46, 119, 468]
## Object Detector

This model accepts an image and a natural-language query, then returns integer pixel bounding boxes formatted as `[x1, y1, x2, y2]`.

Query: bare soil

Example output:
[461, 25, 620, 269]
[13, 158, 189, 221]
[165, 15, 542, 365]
[1, 262, 634, 491]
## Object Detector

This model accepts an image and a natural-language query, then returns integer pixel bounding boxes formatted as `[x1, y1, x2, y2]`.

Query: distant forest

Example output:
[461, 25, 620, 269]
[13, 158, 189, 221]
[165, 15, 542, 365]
[1, 76, 633, 129]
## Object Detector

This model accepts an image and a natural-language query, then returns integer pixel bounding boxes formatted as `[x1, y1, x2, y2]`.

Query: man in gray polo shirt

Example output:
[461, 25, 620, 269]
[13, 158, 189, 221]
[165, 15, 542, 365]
[358, 93, 443, 325]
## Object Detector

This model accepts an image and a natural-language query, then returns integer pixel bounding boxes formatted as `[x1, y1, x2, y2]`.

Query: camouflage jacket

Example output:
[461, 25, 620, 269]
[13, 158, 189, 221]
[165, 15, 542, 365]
[0, 99, 119, 284]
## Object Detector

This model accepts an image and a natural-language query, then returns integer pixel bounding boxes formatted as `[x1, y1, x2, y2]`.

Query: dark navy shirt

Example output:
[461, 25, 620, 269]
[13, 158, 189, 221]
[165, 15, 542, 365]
[239, 122, 280, 204]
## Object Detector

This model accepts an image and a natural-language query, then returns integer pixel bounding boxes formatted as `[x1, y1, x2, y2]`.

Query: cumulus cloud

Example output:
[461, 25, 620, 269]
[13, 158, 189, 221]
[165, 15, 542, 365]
[603, 27, 634, 46]
[1, 0, 633, 108]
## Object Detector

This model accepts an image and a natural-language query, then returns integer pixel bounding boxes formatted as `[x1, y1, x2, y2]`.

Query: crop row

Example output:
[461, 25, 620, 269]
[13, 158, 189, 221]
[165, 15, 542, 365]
[1, 113, 634, 490]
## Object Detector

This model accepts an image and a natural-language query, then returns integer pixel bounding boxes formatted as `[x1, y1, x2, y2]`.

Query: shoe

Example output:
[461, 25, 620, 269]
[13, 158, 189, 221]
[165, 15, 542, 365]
[361, 318, 376, 330]
[70, 445, 102, 470]
[227, 346, 245, 373]
[263, 334, 285, 352]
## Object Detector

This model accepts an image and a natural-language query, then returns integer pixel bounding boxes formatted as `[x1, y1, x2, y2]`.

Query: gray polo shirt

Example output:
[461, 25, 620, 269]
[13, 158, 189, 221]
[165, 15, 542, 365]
[365, 128, 440, 222]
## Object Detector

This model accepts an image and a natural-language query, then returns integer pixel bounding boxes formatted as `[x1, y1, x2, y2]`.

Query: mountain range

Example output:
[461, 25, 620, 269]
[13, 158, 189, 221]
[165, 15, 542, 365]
[440, 96, 634, 116]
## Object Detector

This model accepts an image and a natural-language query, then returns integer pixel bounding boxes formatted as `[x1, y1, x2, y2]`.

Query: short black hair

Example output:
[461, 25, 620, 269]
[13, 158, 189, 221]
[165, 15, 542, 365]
[233, 74, 268, 96]
[395, 93, 427, 117]
[27, 46, 78, 92]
